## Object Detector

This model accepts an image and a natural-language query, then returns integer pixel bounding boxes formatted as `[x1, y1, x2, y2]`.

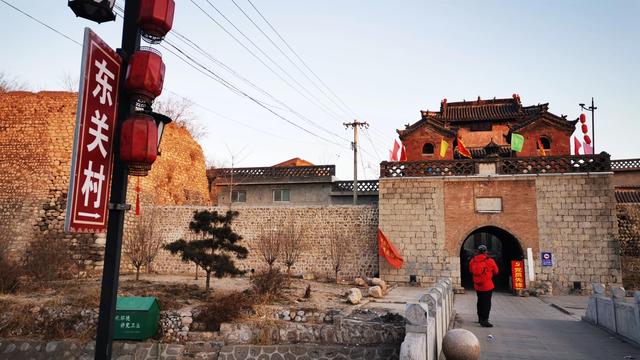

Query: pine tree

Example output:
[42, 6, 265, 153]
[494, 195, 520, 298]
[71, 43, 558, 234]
[164, 210, 248, 291]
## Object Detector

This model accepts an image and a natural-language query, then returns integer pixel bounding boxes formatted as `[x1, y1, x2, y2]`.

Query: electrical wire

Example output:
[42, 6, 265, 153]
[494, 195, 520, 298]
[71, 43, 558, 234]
[0, 0, 82, 46]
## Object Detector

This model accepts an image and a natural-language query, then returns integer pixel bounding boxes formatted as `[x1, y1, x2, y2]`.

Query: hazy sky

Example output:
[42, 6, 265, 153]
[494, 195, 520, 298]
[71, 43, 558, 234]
[1, 1, 639, 179]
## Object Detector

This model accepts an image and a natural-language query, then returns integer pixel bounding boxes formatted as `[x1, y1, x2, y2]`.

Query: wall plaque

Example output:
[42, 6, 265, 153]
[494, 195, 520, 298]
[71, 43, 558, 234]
[475, 197, 502, 213]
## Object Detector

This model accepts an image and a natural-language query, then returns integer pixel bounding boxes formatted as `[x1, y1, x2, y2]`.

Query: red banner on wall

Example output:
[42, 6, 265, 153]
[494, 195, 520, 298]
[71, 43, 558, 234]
[511, 260, 526, 290]
[65, 28, 121, 233]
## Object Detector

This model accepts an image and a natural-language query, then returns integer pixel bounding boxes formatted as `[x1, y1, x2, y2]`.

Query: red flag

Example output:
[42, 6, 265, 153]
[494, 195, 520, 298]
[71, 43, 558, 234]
[399, 142, 407, 161]
[537, 137, 546, 156]
[378, 228, 403, 269]
[456, 136, 472, 159]
[135, 177, 141, 216]
[390, 140, 400, 161]
[573, 136, 582, 155]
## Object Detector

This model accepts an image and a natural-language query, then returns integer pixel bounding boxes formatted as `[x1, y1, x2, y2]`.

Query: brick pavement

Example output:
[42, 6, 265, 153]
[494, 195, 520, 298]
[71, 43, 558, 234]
[454, 292, 640, 360]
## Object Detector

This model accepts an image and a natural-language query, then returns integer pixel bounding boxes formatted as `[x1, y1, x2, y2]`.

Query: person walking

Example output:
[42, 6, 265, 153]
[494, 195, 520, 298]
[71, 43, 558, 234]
[469, 244, 499, 327]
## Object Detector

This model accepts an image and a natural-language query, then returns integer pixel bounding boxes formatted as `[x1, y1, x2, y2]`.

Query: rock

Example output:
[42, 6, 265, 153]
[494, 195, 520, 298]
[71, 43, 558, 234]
[296, 310, 305, 317]
[368, 286, 384, 298]
[283, 315, 291, 321]
[442, 329, 480, 360]
[294, 316, 302, 322]
[45, 342, 58, 353]
[181, 316, 193, 326]
[282, 310, 290, 317]
[354, 277, 367, 287]
[347, 288, 362, 304]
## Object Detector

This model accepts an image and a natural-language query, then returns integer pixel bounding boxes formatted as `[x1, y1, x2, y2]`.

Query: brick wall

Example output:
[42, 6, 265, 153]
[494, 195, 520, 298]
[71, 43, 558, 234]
[535, 174, 621, 291]
[618, 203, 640, 289]
[134, 205, 379, 279]
[378, 173, 622, 293]
[0, 91, 209, 273]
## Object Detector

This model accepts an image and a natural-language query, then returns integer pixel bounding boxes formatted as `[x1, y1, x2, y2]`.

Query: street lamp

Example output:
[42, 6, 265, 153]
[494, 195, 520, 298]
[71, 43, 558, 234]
[579, 98, 597, 153]
[68, 0, 116, 23]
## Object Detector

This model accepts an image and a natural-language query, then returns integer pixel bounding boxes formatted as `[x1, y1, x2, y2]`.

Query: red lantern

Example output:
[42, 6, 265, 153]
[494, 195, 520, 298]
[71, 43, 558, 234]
[579, 113, 587, 123]
[138, 0, 175, 43]
[120, 113, 158, 176]
[583, 134, 592, 145]
[125, 48, 165, 103]
[581, 124, 588, 134]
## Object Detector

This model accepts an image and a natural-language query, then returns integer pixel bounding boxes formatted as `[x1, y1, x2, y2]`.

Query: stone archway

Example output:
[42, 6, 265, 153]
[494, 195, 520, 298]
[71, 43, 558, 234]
[459, 226, 524, 290]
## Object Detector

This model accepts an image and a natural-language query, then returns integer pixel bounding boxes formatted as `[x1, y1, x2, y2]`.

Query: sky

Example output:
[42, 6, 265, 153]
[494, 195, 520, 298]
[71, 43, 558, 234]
[1, 0, 639, 179]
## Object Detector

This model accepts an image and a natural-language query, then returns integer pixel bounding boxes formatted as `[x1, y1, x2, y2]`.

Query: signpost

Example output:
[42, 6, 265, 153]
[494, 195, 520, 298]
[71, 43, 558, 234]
[541, 252, 553, 266]
[65, 28, 121, 233]
[511, 260, 526, 290]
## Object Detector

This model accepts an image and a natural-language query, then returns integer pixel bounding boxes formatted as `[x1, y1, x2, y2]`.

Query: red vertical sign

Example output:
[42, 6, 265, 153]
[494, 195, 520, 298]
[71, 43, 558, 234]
[65, 28, 121, 233]
[511, 260, 526, 290]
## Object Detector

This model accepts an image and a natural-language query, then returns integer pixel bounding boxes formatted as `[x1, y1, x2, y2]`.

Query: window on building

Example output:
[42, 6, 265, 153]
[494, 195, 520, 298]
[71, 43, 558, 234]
[422, 143, 435, 155]
[273, 189, 290, 202]
[231, 190, 246, 203]
[538, 136, 552, 150]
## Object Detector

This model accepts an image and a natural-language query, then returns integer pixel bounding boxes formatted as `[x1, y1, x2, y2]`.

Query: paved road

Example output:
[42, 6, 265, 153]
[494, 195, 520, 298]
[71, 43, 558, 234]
[455, 292, 640, 360]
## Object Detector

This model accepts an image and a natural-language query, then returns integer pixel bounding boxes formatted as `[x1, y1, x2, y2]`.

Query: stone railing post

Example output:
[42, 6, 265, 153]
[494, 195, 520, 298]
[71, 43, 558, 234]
[611, 286, 626, 334]
[633, 292, 640, 345]
[421, 290, 443, 356]
[400, 302, 431, 360]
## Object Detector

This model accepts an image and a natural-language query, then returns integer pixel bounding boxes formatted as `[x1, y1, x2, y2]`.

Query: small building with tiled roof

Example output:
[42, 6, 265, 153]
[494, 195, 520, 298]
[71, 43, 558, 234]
[272, 157, 315, 167]
[398, 94, 578, 160]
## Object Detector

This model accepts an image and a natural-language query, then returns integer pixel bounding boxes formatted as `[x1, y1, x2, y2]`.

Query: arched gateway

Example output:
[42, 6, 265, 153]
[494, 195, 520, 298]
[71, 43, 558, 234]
[460, 226, 524, 290]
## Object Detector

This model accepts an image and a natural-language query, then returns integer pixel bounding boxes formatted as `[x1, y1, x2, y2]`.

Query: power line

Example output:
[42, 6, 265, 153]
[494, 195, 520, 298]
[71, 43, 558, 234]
[245, 0, 359, 118]
[0, 0, 82, 46]
[228, 0, 352, 120]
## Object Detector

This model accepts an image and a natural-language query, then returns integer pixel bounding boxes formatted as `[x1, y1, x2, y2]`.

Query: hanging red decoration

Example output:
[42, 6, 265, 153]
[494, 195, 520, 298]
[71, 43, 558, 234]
[125, 48, 165, 103]
[579, 113, 587, 123]
[583, 134, 592, 145]
[120, 113, 158, 176]
[581, 124, 588, 134]
[135, 177, 141, 216]
[138, 0, 175, 43]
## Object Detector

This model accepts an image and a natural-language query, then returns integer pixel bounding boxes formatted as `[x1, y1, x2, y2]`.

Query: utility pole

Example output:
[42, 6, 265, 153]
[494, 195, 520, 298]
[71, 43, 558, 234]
[344, 120, 369, 205]
[579, 97, 597, 153]
[95, 1, 140, 359]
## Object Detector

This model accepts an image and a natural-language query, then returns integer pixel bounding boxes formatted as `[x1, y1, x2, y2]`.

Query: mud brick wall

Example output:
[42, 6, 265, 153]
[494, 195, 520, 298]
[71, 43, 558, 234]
[137, 205, 379, 279]
[618, 204, 640, 289]
[0, 91, 209, 273]
[536, 174, 621, 292]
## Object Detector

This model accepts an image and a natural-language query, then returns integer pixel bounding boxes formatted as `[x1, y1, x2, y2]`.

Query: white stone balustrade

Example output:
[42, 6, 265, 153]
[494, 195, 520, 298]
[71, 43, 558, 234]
[583, 283, 640, 346]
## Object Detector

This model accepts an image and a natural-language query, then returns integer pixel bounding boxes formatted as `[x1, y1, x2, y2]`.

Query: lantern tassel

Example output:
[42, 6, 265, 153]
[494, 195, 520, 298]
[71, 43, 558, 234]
[135, 177, 141, 216]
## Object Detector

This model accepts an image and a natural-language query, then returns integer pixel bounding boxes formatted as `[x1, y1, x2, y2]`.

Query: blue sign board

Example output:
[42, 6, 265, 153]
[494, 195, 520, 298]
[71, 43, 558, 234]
[541, 252, 553, 266]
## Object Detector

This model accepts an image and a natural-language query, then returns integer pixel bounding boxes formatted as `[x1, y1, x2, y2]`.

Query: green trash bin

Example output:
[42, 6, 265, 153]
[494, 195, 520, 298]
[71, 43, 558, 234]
[113, 296, 160, 340]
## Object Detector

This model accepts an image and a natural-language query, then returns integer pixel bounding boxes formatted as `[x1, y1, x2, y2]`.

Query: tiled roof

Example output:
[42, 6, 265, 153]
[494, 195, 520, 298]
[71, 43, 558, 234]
[616, 189, 640, 203]
[439, 98, 524, 122]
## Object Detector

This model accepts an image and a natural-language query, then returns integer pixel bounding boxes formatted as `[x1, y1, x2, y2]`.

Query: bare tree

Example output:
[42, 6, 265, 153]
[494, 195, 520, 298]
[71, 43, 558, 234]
[59, 70, 79, 92]
[153, 96, 207, 140]
[281, 221, 307, 277]
[328, 225, 350, 284]
[0, 71, 27, 93]
[123, 208, 162, 280]
[257, 226, 281, 270]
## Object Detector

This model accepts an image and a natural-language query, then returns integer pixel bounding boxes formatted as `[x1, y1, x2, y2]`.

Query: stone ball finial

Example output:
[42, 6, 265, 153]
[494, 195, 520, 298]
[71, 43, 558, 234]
[442, 329, 480, 360]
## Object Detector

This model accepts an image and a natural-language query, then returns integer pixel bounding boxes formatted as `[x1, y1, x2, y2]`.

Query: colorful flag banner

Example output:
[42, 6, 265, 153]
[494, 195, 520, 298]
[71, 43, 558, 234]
[456, 136, 472, 158]
[378, 228, 403, 269]
[399, 142, 407, 161]
[537, 137, 546, 156]
[583, 141, 593, 154]
[439, 138, 449, 158]
[390, 139, 407, 161]
[511, 133, 524, 152]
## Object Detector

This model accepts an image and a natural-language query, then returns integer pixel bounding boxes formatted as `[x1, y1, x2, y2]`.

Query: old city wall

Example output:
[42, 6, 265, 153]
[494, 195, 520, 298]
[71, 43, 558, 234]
[618, 203, 640, 289]
[378, 174, 621, 293]
[140, 205, 379, 279]
[0, 91, 209, 273]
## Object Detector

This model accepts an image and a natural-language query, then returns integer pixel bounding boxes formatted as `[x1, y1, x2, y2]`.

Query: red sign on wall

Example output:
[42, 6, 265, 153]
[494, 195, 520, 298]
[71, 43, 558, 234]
[511, 260, 526, 290]
[65, 28, 121, 233]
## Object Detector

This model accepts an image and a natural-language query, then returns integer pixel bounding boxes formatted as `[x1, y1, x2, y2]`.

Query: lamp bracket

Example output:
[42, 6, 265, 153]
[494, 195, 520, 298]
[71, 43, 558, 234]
[109, 203, 132, 211]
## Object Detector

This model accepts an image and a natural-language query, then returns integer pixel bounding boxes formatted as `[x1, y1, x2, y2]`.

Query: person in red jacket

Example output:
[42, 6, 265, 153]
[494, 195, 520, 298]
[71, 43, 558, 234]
[469, 244, 499, 327]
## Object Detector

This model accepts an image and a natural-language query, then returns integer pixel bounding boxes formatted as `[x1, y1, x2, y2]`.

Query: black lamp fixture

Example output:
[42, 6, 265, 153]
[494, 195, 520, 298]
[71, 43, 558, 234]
[68, 0, 116, 23]
[146, 111, 172, 153]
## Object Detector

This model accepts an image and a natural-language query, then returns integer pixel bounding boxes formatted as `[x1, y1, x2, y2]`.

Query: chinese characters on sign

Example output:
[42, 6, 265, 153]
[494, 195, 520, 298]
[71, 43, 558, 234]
[115, 315, 141, 330]
[511, 260, 526, 290]
[65, 28, 121, 233]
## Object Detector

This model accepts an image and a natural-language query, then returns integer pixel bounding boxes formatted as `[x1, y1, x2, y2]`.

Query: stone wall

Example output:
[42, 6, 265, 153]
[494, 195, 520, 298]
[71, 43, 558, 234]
[141, 205, 379, 279]
[618, 203, 640, 289]
[378, 173, 622, 293]
[536, 174, 621, 291]
[0, 91, 209, 273]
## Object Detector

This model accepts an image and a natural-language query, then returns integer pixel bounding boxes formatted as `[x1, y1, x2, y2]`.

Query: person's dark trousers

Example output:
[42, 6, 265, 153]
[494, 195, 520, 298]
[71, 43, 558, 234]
[476, 290, 493, 323]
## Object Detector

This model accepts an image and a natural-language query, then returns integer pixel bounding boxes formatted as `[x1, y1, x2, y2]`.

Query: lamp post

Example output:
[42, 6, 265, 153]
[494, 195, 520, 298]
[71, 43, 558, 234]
[579, 98, 597, 154]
